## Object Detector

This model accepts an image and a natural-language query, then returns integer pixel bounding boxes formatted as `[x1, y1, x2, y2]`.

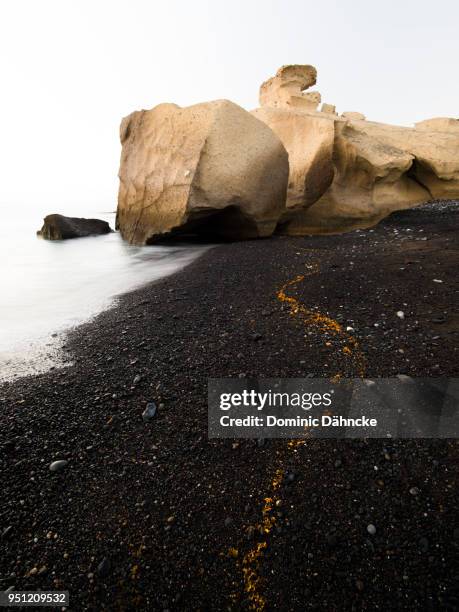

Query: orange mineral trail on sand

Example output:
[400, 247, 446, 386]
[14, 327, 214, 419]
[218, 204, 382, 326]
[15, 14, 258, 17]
[229, 257, 367, 610]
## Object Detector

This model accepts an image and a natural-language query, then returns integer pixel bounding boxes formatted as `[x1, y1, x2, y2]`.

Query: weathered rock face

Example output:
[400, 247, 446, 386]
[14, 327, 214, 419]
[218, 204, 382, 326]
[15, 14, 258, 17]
[341, 111, 366, 121]
[37, 214, 112, 240]
[293, 118, 459, 234]
[259, 65, 319, 110]
[253, 66, 337, 219]
[352, 118, 459, 198]
[415, 117, 459, 133]
[321, 103, 337, 115]
[286, 122, 426, 234]
[116, 99, 289, 244]
[253, 65, 459, 234]
[252, 107, 335, 216]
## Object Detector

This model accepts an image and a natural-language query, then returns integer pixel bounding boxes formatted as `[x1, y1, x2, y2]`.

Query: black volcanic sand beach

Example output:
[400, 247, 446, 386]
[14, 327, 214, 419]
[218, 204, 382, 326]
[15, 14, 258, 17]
[0, 201, 458, 611]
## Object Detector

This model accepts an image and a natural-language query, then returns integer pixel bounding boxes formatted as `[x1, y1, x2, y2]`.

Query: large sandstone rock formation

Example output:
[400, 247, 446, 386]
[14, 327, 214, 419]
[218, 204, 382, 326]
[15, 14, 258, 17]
[253, 66, 335, 220]
[116, 99, 289, 244]
[292, 116, 459, 234]
[253, 65, 459, 234]
[37, 214, 112, 240]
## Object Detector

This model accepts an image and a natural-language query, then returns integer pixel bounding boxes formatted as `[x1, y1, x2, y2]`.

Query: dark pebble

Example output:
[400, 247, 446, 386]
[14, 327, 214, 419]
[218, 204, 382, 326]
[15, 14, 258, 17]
[97, 557, 110, 576]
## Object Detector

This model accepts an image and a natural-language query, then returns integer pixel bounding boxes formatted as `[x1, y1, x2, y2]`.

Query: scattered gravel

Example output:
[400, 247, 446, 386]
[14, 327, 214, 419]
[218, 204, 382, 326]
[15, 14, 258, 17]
[0, 200, 457, 610]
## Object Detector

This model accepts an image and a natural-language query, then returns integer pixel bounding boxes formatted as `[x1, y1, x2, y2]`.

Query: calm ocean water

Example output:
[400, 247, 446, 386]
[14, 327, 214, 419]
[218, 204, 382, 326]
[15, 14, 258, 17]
[0, 209, 207, 381]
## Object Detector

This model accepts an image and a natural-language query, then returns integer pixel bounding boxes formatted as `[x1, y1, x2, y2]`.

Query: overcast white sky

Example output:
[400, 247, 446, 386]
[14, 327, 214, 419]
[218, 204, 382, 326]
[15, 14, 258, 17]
[1, 0, 458, 213]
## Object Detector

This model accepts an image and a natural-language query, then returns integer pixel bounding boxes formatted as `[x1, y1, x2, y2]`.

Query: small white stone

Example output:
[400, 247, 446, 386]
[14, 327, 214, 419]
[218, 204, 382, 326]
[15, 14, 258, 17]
[433, 279, 443, 283]
[367, 524, 377, 535]
[396, 311, 405, 319]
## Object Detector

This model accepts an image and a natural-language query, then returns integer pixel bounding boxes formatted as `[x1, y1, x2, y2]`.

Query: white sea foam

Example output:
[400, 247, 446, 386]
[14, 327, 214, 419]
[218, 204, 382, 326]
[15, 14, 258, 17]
[0, 211, 208, 382]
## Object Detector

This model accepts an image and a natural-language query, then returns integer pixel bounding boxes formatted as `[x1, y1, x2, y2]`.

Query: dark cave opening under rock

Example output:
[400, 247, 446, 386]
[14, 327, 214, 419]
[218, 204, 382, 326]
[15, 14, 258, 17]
[145, 205, 262, 244]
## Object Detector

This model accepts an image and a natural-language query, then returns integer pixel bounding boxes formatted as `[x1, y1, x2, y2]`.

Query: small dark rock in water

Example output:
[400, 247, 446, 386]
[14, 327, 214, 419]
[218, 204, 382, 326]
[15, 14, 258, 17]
[37, 214, 112, 240]
[224, 517, 233, 527]
[286, 472, 296, 483]
[97, 557, 110, 576]
[142, 402, 157, 421]
[49, 460, 68, 472]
